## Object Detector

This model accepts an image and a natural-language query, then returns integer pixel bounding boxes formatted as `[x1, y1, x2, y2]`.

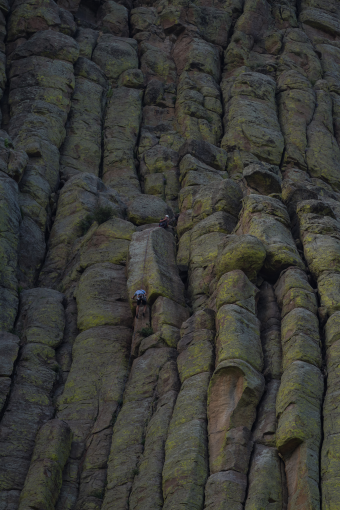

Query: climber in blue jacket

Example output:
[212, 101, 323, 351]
[132, 289, 147, 319]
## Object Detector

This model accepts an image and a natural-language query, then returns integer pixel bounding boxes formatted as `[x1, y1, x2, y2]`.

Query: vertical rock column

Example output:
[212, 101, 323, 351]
[172, 34, 231, 305]
[245, 281, 286, 509]
[296, 200, 340, 509]
[0, 0, 28, 331]
[7, 31, 79, 287]
[274, 267, 323, 509]
[59, 56, 108, 180]
[131, 4, 180, 211]
[0, 169, 21, 330]
[45, 196, 133, 510]
[204, 269, 265, 510]
[102, 226, 186, 510]
[176, 141, 243, 310]
[299, 0, 340, 192]
[0, 331, 20, 412]
[0, 288, 65, 510]
[39, 173, 124, 290]
[95, 35, 143, 204]
[18, 419, 72, 510]
[162, 309, 215, 510]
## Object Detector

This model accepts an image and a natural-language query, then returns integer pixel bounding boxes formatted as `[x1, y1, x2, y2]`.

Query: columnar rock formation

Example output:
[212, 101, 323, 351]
[1, 0, 340, 509]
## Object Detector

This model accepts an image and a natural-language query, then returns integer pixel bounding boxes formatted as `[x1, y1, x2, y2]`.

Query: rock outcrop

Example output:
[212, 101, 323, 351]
[2, 0, 340, 508]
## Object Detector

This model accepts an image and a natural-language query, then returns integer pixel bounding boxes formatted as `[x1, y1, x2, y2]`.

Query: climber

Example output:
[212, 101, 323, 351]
[159, 214, 170, 228]
[132, 289, 147, 318]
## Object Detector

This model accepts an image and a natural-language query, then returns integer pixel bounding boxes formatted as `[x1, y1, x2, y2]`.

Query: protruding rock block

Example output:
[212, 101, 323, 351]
[18, 420, 72, 510]
[127, 227, 185, 307]
[174, 35, 221, 82]
[10, 30, 79, 63]
[65, 218, 136, 283]
[191, 179, 242, 223]
[237, 195, 304, 276]
[276, 361, 323, 455]
[207, 360, 264, 474]
[216, 304, 263, 371]
[92, 35, 138, 83]
[243, 162, 282, 195]
[127, 194, 172, 225]
[8, 1, 77, 42]
[180, 154, 226, 187]
[281, 308, 321, 370]
[274, 266, 318, 318]
[215, 270, 259, 314]
[97, 0, 129, 37]
[179, 139, 227, 172]
[215, 234, 266, 282]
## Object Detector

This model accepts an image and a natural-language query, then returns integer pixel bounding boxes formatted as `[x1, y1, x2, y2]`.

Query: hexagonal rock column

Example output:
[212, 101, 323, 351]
[18, 419, 72, 510]
[163, 309, 215, 510]
[274, 267, 323, 510]
[204, 269, 265, 510]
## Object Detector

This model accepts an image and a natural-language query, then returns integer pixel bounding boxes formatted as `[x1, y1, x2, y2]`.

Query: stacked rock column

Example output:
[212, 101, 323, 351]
[102, 225, 187, 510]
[162, 309, 215, 510]
[274, 267, 323, 509]
[204, 269, 265, 509]
[37, 174, 134, 510]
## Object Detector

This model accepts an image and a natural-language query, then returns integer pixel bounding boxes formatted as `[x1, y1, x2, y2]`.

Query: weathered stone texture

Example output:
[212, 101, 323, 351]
[0, 288, 65, 506]
[163, 310, 214, 510]
[3, 0, 340, 506]
[18, 419, 72, 510]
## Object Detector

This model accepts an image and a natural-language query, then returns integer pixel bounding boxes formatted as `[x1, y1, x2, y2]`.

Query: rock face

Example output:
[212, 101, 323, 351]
[3, 0, 340, 508]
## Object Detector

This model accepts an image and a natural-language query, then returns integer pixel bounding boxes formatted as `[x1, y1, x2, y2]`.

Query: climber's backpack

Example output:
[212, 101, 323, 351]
[159, 219, 167, 228]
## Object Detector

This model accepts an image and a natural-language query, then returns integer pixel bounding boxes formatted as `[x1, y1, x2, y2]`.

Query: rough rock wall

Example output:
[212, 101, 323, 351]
[1, 0, 340, 509]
